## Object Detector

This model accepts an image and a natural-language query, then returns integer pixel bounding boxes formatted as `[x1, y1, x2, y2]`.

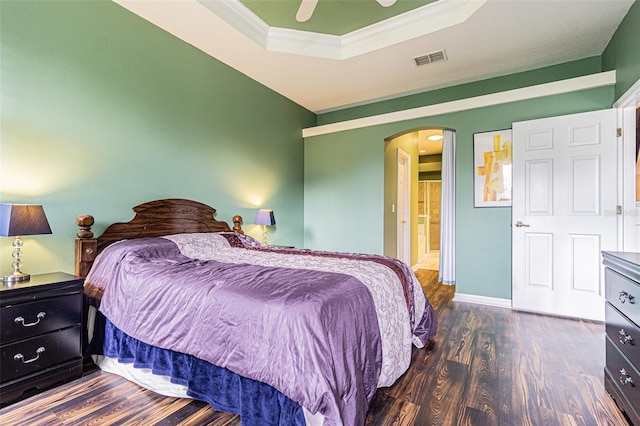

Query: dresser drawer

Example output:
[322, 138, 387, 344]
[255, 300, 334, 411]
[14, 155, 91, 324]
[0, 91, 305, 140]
[607, 302, 640, 366]
[606, 337, 640, 415]
[606, 268, 640, 323]
[0, 325, 81, 383]
[0, 294, 81, 344]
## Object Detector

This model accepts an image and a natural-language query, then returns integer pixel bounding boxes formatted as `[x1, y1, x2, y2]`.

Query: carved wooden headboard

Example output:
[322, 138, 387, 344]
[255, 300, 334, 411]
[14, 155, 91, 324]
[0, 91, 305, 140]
[74, 198, 243, 277]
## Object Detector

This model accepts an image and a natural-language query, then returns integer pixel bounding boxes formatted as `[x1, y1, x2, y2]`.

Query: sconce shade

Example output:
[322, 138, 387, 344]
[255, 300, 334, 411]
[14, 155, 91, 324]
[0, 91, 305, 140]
[0, 204, 52, 237]
[254, 209, 276, 226]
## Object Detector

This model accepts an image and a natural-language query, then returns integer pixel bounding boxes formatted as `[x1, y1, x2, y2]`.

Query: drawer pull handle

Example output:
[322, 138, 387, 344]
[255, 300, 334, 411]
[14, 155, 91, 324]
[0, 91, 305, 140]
[619, 291, 635, 304]
[14, 312, 46, 327]
[13, 347, 45, 364]
[619, 329, 634, 345]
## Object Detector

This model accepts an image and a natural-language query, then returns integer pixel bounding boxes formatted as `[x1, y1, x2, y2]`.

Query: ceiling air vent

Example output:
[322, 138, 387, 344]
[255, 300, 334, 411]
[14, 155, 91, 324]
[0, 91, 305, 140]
[413, 50, 447, 67]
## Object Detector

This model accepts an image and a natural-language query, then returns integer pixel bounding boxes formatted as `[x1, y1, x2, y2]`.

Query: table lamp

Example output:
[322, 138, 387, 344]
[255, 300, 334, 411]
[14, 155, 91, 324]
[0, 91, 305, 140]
[0, 204, 52, 283]
[254, 209, 275, 245]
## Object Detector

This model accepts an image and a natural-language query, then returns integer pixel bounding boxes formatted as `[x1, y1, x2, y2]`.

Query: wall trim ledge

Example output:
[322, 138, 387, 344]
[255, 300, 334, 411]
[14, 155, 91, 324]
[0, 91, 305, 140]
[303, 71, 616, 138]
[453, 292, 512, 309]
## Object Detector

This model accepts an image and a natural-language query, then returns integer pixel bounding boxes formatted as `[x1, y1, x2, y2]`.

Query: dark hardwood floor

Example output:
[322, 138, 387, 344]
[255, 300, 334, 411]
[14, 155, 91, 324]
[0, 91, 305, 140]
[0, 269, 629, 425]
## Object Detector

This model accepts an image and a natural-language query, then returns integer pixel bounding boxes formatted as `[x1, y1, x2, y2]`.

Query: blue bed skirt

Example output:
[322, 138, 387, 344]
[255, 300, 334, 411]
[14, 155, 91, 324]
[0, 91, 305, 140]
[92, 315, 306, 425]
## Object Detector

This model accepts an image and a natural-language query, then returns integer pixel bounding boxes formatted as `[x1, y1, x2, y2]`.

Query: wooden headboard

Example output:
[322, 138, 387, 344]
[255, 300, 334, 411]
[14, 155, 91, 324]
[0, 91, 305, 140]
[74, 198, 243, 277]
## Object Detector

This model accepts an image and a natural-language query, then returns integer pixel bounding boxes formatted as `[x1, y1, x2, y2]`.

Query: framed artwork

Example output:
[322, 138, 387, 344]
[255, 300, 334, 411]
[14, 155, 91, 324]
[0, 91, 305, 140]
[473, 129, 513, 207]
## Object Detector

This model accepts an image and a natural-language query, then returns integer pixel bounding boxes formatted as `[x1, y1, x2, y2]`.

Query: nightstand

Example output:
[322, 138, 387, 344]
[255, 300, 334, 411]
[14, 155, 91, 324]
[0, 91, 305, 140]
[0, 272, 84, 405]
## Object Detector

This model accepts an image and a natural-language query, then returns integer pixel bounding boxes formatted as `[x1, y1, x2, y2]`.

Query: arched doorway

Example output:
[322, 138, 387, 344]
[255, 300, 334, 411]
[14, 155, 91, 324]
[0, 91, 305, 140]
[383, 127, 454, 279]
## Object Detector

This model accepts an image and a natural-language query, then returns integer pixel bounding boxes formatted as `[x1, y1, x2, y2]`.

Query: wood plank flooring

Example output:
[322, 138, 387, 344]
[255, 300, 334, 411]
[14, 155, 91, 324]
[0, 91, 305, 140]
[0, 269, 630, 425]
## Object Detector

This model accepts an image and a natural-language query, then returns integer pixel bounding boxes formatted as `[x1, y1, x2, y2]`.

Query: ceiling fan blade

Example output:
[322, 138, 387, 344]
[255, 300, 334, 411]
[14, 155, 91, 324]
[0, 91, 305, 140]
[296, 0, 318, 22]
[376, 0, 397, 6]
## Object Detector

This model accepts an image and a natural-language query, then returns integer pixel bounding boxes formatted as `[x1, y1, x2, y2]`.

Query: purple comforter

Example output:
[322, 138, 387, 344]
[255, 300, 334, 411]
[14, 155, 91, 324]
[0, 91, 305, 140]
[86, 238, 383, 425]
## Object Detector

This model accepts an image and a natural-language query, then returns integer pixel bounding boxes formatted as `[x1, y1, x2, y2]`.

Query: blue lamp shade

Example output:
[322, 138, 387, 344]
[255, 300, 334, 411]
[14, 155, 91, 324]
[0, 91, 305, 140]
[1, 204, 52, 283]
[254, 209, 276, 226]
[0, 204, 52, 237]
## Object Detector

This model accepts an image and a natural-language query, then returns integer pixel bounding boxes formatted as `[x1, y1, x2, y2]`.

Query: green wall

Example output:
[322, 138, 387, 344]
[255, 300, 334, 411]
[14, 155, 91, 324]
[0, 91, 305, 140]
[1, 0, 637, 303]
[0, 1, 315, 275]
[305, 7, 640, 301]
[603, 0, 640, 100]
[305, 85, 615, 300]
[303, 128, 384, 253]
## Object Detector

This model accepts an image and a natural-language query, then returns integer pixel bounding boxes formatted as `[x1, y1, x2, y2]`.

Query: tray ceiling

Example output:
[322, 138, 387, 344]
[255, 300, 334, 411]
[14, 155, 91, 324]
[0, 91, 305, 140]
[113, 0, 635, 113]
[239, 0, 437, 35]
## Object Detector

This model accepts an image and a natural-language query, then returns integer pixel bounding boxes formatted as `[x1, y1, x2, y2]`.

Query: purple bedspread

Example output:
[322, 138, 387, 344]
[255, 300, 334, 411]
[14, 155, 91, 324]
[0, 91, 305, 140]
[86, 238, 383, 425]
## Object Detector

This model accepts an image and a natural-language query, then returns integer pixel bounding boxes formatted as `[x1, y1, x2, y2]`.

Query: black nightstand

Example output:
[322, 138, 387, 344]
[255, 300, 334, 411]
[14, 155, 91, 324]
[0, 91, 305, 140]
[0, 272, 84, 405]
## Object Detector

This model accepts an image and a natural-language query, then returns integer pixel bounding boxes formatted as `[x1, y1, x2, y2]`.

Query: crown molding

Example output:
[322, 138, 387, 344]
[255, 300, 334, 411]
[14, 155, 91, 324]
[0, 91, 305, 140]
[302, 71, 617, 137]
[268, 27, 343, 60]
[341, 0, 486, 59]
[198, 0, 270, 48]
[197, 0, 486, 60]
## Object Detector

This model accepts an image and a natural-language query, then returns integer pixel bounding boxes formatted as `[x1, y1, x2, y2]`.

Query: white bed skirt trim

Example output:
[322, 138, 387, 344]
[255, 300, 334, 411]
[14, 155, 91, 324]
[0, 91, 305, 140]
[97, 356, 190, 398]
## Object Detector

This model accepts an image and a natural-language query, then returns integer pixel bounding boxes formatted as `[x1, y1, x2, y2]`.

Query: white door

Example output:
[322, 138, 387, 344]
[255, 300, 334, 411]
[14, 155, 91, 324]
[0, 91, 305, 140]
[512, 109, 619, 321]
[397, 149, 411, 264]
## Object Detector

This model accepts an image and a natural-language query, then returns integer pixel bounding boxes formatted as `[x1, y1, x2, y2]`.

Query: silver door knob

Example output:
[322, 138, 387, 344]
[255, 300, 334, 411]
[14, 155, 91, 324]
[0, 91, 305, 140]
[515, 221, 530, 228]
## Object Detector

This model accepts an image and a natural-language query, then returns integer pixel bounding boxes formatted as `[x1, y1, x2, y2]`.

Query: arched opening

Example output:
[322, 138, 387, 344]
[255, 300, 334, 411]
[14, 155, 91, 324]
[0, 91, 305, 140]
[383, 126, 454, 281]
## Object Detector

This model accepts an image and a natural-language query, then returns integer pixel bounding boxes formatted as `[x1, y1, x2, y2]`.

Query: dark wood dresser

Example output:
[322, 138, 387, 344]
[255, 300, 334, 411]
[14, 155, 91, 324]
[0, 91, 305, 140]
[603, 251, 640, 425]
[0, 272, 84, 405]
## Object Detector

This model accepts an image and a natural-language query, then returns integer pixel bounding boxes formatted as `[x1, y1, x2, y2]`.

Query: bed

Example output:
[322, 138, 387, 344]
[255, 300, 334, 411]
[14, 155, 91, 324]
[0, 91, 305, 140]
[75, 198, 437, 425]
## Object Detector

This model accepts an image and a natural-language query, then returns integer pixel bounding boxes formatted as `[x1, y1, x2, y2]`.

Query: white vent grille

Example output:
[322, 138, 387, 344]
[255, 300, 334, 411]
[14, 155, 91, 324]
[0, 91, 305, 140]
[413, 50, 447, 67]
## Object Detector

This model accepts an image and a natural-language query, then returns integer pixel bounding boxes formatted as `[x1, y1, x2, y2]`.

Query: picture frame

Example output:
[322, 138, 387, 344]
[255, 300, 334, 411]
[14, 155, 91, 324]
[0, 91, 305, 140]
[473, 129, 513, 207]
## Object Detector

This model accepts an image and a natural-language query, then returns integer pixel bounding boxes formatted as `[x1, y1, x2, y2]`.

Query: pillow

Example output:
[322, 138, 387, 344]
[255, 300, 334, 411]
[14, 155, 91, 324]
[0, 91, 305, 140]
[163, 233, 232, 259]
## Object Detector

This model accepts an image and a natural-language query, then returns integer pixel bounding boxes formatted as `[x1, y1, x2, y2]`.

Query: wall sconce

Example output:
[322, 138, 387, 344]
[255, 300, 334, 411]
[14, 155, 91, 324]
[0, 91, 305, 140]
[254, 209, 276, 245]
[0, 204, 52, 283]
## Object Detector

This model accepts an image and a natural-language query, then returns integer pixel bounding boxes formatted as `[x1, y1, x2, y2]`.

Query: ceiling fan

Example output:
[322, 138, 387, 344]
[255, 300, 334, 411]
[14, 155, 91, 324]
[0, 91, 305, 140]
[296, 0, 398, 22]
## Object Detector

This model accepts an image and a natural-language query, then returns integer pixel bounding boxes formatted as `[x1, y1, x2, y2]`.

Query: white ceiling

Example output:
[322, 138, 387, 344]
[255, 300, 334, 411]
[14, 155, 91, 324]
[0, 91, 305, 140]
[113, 0, 634, 114]
[418, 129, 444, 155]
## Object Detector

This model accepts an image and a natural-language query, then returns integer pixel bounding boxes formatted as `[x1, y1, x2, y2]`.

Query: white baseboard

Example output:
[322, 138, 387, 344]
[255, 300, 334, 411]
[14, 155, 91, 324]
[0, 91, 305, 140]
[453, 292, 512, 309]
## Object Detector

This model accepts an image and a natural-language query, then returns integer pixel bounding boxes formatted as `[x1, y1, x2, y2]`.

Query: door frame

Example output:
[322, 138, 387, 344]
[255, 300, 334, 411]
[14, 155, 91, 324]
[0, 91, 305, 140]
[615, 78, 640, 252]
[397, 148, 411, 264]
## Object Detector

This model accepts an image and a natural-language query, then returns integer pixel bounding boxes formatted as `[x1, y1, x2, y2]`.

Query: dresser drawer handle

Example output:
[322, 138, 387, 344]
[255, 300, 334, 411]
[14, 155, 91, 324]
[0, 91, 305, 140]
[13, 347, 45, 364]
[619, 329, 634, 345]
[619, 291, 635, 304]
[14, 312, 46, 327]
[620, 368, 636, 386]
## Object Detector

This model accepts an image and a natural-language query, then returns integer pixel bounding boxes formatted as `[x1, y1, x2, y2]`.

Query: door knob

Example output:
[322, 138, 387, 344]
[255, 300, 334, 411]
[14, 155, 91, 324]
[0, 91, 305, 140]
[515, 221, 530, 228]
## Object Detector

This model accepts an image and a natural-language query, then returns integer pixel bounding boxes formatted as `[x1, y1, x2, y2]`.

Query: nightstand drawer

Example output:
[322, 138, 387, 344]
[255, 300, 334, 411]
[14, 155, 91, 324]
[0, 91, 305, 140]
[0, 325, 81, 383]
[0, 294, 81, 344]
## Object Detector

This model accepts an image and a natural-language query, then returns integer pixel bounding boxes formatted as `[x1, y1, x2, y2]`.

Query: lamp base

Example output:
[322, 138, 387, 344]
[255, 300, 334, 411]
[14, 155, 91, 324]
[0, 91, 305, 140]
[4, 235, 30, 283]
[3, 271, 30, 283]
[261, 225, 269, 245]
